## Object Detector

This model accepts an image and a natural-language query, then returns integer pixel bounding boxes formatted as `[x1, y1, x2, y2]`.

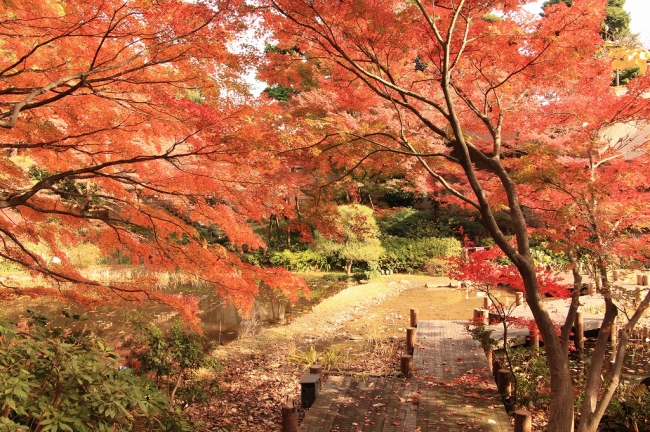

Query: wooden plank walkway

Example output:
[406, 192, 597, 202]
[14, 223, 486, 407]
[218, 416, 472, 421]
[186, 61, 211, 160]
[300, 320, 511, 431]
[486, 294, 619, 346]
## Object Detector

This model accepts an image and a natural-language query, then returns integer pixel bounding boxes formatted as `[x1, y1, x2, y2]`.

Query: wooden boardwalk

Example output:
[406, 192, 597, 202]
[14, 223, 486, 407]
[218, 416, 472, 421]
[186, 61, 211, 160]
[300, 320, 511, 431]
[486, 294, 625, 346]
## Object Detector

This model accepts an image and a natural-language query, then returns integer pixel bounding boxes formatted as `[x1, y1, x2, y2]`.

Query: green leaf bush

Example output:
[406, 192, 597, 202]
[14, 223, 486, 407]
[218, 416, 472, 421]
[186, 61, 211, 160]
[123, 316, 220, 413]
[380, 237, 461, 273]
[0, 311, 179, 432]
[268, 249, 330, 272]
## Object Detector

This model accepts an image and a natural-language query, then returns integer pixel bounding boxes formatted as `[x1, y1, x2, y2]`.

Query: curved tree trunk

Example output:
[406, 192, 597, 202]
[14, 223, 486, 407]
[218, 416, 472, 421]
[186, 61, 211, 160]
[518, 261, 575, 432]
[578, 275, 650, 432]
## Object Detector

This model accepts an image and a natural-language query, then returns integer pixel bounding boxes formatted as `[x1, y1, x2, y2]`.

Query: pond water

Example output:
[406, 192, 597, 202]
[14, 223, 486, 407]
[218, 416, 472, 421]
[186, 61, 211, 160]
[0, 273, 348, 345]
[572, 330, 650, 381]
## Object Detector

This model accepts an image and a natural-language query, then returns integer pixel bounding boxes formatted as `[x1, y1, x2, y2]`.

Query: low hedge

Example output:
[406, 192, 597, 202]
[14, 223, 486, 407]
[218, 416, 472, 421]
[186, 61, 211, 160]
[269, 249, 330, 272]
[380, 236, 461, 274]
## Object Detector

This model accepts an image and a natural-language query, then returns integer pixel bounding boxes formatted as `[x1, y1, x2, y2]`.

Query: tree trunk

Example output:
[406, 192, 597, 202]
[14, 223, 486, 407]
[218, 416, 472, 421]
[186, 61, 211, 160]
[345, 259, 353, 275]
[577, 281, 650, 432]
[519, 264, 575, 432]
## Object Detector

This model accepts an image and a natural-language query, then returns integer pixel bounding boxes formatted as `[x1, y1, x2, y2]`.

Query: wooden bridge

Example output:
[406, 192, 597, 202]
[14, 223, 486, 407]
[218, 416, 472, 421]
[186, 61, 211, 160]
[299, 320, 511, 431]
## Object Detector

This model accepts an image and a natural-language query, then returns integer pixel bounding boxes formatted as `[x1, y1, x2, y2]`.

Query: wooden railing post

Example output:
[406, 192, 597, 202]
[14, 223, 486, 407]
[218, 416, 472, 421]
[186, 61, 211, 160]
[281, 400, 298, 432]
[406, 327, 417, 354]
[515, 292, 524, 306]
[529, 330, 540, 350]
[575, 311, 584, 354]
[479, 309, 488, 325]
[410, 308, 419, 327]
[610, 321, 619, 343]
[492, 356, 501, 381]
[497, 369, 512, 397]
[486, 349, 493, 375]
[514, 409, 532, 432]
[400, 355, 413, 377]
[483, 296, 492, 309]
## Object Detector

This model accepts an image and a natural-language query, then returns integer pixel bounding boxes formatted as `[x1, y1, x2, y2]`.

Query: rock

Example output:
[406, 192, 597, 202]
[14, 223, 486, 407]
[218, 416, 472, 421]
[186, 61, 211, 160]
[400, 280, 412, 285]
[348, 334, 364, 341]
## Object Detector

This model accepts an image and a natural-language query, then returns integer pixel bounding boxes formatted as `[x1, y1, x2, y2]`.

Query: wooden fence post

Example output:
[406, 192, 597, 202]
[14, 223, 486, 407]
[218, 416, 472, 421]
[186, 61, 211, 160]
[281, 400, 298, 432]
[638, 274, 644, 285]
[486, 349, 493, 374]
[515, 292, 524, 306]
[483, 296, 492, 309]
[575, 311, 584, 354]
[492, 356, 501, 381]
[406, 327, 417, 355]
[400, 355, 412, 377]
[609, 319, 619, 343]
[410, 308, 419, 328]
[529, 330, 540, 350]
[473, 308, 489, 325]
[497, 369, 512, 396]
[514, 409, 532, 432]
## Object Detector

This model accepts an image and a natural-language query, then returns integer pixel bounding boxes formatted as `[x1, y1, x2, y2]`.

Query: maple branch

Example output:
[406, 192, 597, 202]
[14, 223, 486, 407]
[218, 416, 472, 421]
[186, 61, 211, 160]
[0, 13, 101, 78]
[413, 0, 445, 45]
[0, 117, 138, 151]
[0, 7, 217, 129]
[90, 3, 130, 69]
[272, 1, 451, 118]
[320, 148, 387, 187]
[0, 132, 207, 208]
[443, 0, 467, 73]
[346, 132, 459, 161]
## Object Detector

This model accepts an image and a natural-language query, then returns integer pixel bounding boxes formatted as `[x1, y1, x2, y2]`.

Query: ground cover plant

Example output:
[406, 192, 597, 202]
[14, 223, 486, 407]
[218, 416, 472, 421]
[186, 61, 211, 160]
[0, 311, 185, 432]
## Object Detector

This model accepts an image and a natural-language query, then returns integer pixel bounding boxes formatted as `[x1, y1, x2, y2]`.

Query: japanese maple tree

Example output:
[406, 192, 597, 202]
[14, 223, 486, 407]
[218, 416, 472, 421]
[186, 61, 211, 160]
[521, 116, 650, 430]
[260, 0, 650, 429]
[0, 0, 308, 321]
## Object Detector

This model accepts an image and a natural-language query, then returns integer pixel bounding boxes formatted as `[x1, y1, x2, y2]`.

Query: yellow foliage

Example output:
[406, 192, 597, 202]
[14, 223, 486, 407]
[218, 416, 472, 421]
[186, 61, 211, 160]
[609, 47, 650, 75]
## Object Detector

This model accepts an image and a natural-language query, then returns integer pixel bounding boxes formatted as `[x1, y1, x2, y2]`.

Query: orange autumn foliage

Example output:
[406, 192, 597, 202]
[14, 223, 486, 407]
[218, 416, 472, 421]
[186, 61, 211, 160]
[0, 0, 308, 322]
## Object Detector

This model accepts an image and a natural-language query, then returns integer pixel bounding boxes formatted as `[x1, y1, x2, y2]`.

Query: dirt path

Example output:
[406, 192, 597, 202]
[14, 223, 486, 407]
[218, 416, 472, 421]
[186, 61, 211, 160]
[195, 275, 510, 431]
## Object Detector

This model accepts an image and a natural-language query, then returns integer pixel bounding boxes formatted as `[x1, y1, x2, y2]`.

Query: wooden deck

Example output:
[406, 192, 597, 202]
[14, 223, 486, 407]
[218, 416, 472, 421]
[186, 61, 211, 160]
[486, 294, 624, 346]
[300, 320, 511, 431]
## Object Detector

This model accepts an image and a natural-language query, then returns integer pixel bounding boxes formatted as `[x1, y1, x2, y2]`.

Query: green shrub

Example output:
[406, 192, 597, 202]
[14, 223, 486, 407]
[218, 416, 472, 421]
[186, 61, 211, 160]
[269, 249, 330, 272]
[529, 244, 569, 270]
[606, 381, 650, 431]
[286, 346, 318, 371]
[66, 243, 102, 268]
[99, 249, 132, 265]
[505, 347, 552, 408]
[377, 208, 455, 239]
[422, 258, 450, 276]
[380, 189, 418, 207]
[0, 311, 178, 432]
[0, 259, 21, 273]
[123, 316, 220, 412]
[376, 206, 494, 243]
[380, 237, 461, 273]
